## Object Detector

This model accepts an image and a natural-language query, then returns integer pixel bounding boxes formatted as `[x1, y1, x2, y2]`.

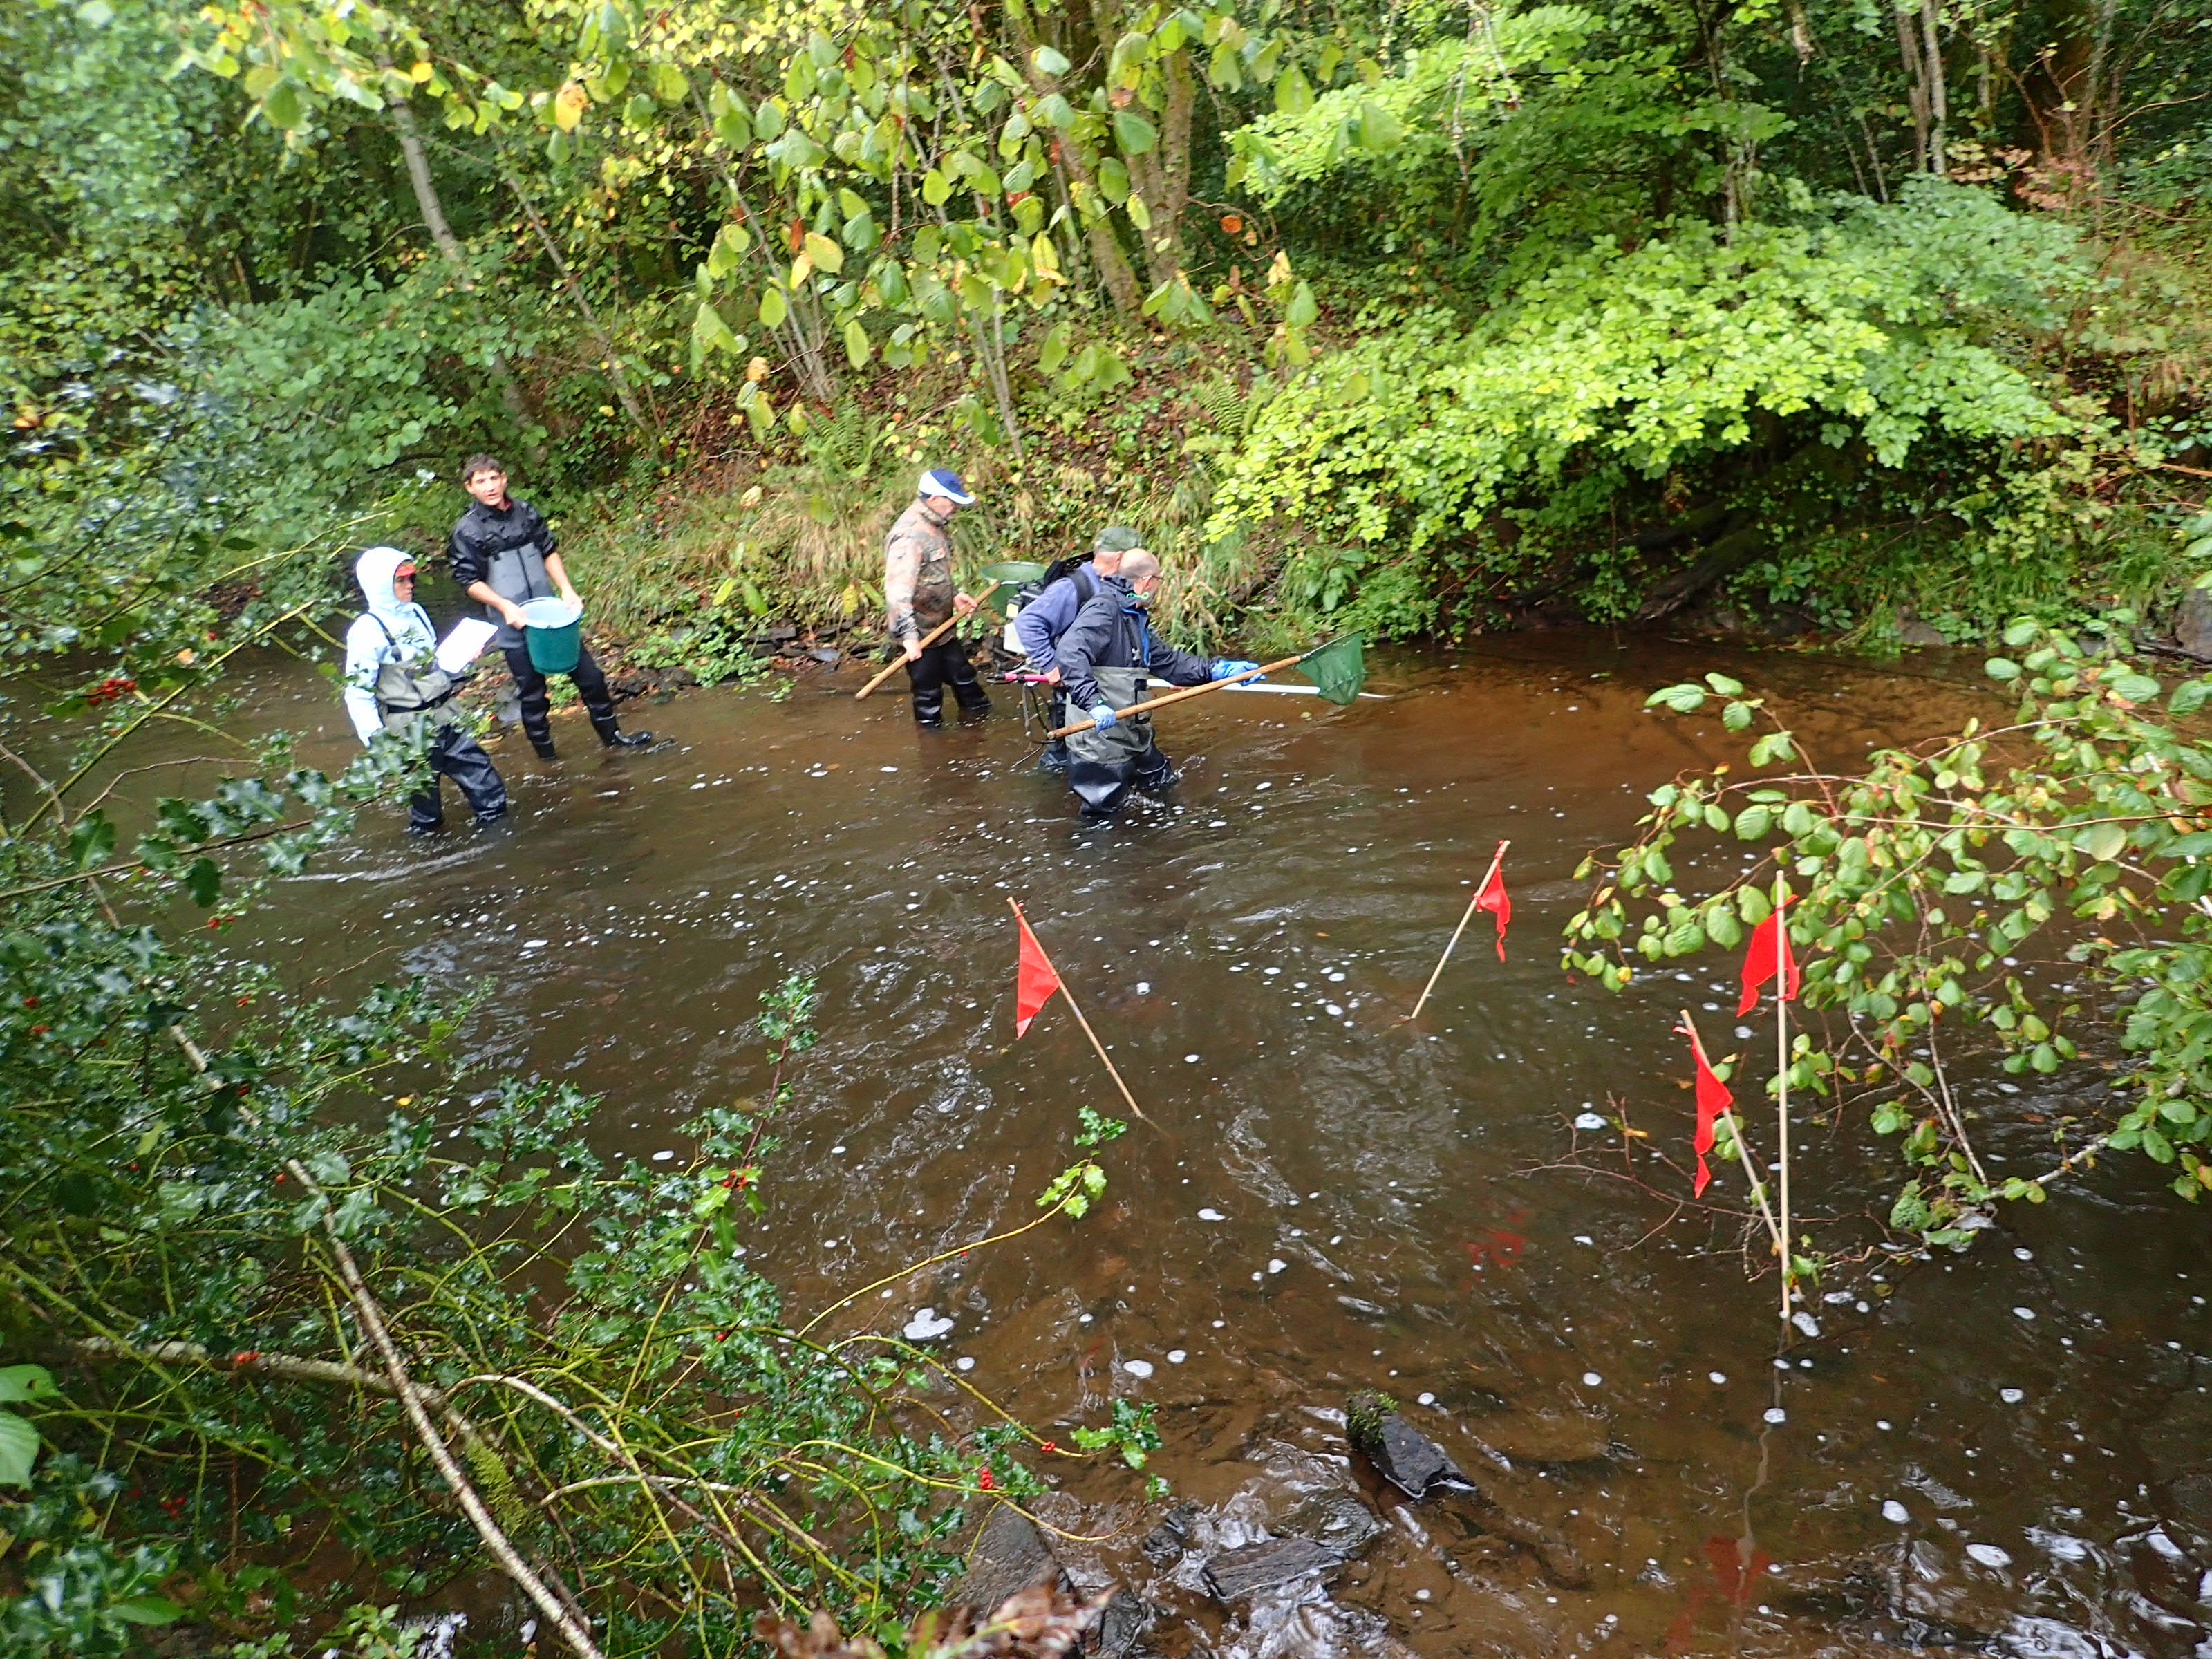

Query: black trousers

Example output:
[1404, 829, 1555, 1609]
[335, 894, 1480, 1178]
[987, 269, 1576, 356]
[1068, 740, 1176, 816]
[1040, 689, 1071, 773]
[410, 720, 508, 833]
[503, 641, 620, 751]
[901, 634, 988, 724]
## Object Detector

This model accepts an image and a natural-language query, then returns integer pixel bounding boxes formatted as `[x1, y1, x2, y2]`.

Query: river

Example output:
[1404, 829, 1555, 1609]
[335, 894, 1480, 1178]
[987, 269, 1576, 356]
[56, 632, 2212, 1655]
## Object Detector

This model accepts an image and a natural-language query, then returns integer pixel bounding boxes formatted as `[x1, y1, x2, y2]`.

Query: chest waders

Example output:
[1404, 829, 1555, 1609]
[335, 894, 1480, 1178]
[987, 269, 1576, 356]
[367, 615, 462, 745]
[1066, 664, 1173, 815]
[484, 541, 556, 649]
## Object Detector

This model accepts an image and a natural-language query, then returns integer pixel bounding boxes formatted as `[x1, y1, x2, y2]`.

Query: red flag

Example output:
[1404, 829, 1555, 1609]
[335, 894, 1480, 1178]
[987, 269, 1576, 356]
[1736, 903, 1799, 1015]
[1474, 843, 1510, 961]
[1678, 1022, 1732, 1198]
[1012, 905, 1063, 1038]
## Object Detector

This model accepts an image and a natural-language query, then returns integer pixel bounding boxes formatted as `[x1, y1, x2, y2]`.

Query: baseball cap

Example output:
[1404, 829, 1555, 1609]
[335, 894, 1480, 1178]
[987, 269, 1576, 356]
[1093, 525, 1143, 552]
[918, 467, 975, 505]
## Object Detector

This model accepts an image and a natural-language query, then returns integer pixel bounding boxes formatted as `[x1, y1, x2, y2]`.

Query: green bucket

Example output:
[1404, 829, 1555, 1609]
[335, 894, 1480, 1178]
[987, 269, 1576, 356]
[977, 560, 1049, 618]
[518, 597, 583, 674]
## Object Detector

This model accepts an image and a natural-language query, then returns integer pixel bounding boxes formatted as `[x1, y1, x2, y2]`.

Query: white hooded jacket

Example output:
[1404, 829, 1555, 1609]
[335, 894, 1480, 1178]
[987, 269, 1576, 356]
[342, 546, 440, 745]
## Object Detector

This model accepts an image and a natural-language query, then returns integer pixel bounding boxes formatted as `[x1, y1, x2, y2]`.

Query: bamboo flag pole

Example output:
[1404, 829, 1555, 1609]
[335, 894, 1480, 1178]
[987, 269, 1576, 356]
[1006, 898, 1154, 1126]
[1773, 869, 1793, 1322]
[1677, 1010, 1785, 1264]
[1406, 840, 1509, 1022]
[1047, 653, 1306, 738]
[855, 597, 974, 700]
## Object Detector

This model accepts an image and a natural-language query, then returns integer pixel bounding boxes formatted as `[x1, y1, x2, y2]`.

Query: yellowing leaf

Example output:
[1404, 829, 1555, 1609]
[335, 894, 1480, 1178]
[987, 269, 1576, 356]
[553, 81, 588, 132]
[803, 232, 844, 274]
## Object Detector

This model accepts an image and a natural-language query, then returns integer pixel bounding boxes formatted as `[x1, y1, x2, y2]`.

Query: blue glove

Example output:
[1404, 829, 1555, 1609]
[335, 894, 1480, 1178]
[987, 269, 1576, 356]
[1211, 659, 1261, 681]
[1087, 704, 1118, 731]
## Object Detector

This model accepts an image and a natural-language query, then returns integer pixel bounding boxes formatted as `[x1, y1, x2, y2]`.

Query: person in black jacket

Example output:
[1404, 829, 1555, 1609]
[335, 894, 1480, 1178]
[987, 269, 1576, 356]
[1054, 551, 1259, 816]
[447, 453, 651, 760]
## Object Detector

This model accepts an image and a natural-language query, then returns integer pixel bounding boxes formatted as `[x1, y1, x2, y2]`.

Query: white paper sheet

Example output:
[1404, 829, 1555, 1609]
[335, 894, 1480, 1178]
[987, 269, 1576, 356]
[435, 618, 498, 674]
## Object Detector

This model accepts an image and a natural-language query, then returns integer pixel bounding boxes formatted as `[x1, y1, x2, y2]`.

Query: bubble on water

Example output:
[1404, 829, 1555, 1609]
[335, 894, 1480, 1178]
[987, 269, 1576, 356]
[2014, 1246, 2034, 1261]
[880, 765, 899, 773]
[1329, 972, 1346, 982]
[1184, 1053, 1201, 1063]
[1881, 1500, 1910, 1524]
[1268, 1259, 1287, 1274]
[1965, 1543, 2012, 1568]
[1135, 981, 1151, 995]
[1792, 1311, 1821, 1338]
[1198, 1208, 1226, 1221]
[1735, 1025, 1754, 1040]
[1167, 1349, 1188, 1364]
[523, 938, 550, 949]
[1876, 1418, 1893, 1430]
[955, 1356, 975, 1371]
[1264, 966, 1281, 975]
[1763, 1407, 1788, 1424]
[831, 1145, 847, 1155]
[903, 1308, 953, 1341]
[1582, 1372, 1602, 1387]
[1123, 1359, 1154, 1379]
[1574, 1113, 1608, 1132]
[651, 1150, 675, 1161]
[2012, 1306, 2037, 1320]
[1417, 1391, 1436, 1405]
[2000, 1387, 2025, 1404]
[1574, 1235, 1595, 1246]
[1709, 1371, 1727, 1385]
[1257, 782, 1272, 791]
[1324, 1003, 1344, 1016]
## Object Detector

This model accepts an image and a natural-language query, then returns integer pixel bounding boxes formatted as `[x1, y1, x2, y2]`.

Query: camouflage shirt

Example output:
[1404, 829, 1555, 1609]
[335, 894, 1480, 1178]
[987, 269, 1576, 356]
[883, 496, 956, 641]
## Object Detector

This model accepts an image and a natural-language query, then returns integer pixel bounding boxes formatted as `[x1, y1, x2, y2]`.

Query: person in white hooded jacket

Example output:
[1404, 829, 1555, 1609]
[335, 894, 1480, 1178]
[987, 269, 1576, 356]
[342, 546, 508, 834]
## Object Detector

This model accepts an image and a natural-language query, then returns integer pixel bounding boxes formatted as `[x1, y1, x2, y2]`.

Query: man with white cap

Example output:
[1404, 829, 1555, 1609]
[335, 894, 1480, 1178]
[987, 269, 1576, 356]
[881, 467, 988, 727]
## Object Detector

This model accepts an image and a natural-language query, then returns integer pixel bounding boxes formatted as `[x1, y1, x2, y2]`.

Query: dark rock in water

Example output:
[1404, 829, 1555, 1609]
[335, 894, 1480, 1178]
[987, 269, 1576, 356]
[1781, 1569, 1998, 1651]
[1275, 1490, 1384, 1560]
[950, 1506, 1071, 1614]
[1139, 1503, 1199, 1565]
[1202, 1536, 1341, 1602]
[1344, 1392, 1469, 1499]
[2178, 588, 2212, 659]
[807, 646, 841, 664]
[1093, 1587, 1150, 1658]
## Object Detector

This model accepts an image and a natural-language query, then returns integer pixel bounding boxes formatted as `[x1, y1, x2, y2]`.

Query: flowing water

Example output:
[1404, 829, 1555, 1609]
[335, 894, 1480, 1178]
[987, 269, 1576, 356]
[43, 633, 2212, 1656]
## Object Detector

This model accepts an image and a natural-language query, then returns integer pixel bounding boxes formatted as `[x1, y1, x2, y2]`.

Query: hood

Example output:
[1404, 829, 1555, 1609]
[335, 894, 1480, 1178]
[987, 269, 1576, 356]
[1100, 572, 1151, 610]
[354, 546, 415, 615]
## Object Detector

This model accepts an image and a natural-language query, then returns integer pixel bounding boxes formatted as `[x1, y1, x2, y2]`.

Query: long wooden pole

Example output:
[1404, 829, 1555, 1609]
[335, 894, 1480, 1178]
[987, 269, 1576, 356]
[855, 599, 971, 700]
[1677, 1011, 1785, 1262]
[1773, 870, 1792, 1322]
[1047, 652, 1305, 738]
[1406, 841, 1508, 1022]
[1009, 898, 1152, 1125]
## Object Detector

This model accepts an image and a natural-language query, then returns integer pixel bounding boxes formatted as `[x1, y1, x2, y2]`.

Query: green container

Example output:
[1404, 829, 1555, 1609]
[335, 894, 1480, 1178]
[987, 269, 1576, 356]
[976, 560, 1049, 617]
[518, 597, 583, 674]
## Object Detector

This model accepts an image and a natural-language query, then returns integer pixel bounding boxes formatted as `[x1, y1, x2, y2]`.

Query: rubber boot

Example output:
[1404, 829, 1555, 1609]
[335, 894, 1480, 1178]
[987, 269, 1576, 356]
[591, 713, 653, 749]
[912, 685, 946, 728]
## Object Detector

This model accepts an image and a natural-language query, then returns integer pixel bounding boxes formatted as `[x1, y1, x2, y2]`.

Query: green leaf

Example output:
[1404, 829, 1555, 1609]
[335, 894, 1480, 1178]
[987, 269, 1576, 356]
[1985, 657, 2021, 682]
[68, 809, 115, 870]
[2171, 679, 2212, 717]
[0, 1366, 55, 1405]
[1039, 321, 1071, 375]
[111, 1596, 185, 1627]
[0, 1412, 37, 1488]
[262, 79, 304, 131]
[1285, 281, 1318, 329]
[1356, 100, 1403, 150]
[803, 232, 844, 274]
[183, 856, 222, 908]
[1112, 110, 1159, 155]
[2081, 821, 2128, 863]
[1646, 683, 1707, 713]
[922, 167, 951, 206]
[1747, 731, 1795, 767]
[1273, 63, 1315, 115]
[843, 319, 871, 368]
[1703, 672, 1745, 695]
[758, 285, 789, 329]
[1031, 45, 1071, 77]
[2109, 671, 2161, 704]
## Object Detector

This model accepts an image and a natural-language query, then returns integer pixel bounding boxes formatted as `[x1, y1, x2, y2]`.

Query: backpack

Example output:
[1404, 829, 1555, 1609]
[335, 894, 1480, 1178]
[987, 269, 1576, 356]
[1015, 557, 1096, 612]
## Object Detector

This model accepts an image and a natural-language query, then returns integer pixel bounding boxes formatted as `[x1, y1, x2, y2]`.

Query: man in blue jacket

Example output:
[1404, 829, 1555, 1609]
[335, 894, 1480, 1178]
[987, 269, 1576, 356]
[1053, 550, 1259, 816]
[1012, 524, 1140, 772]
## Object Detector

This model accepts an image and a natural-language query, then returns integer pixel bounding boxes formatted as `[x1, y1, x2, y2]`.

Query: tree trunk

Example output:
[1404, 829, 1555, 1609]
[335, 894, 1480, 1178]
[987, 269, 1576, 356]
[1919, 0, 1949, 176]
[384, 91, 544, 465]
[1003, 6, 1143, 314]
[1894, 1, 1932, 174]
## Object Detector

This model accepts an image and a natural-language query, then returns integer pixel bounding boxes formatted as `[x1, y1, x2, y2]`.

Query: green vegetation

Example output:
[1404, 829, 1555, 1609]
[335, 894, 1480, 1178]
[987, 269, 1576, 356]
[9, 0, 2212, 1646]
[1566, 622, 2212, 1264]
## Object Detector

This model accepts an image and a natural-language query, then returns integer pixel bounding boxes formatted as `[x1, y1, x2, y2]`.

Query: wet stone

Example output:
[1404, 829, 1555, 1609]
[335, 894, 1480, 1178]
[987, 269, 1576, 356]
[1093, 1587, 1150, 1658]
[1202, 1536, 1342, 1602]
[2180, 587, 2212, 659]
[1275, 1490, 1385, 1561]
[951, 1507, 1071, 1614]
[1345, 1392, 1469, 1499]
[1139, 1502, 1199, 1565]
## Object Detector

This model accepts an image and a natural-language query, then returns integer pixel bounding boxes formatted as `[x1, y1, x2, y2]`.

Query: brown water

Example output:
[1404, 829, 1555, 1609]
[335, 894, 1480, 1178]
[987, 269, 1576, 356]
[57, 635, 2212, 1654]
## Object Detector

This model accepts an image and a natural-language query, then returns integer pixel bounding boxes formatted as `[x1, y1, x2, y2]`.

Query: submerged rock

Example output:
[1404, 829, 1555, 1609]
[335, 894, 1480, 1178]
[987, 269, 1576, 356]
[1139, 1502, 1199, 1566]
[1202, 1536, 1342, 1602]
[1466, 1408, 1614, 1466]
[1275, 1489, 1385, 1560]
[950, 1506, 1072, 1614]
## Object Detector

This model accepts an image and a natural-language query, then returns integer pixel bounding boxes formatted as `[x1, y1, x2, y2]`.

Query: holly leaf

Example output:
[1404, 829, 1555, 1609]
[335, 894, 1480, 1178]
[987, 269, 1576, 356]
[183, 856, 222, 908]
[68, 809, 116, 870]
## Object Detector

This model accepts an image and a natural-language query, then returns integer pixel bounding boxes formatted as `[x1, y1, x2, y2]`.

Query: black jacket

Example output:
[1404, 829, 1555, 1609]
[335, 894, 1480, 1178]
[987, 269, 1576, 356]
[1056, 577, 1212, 711]
[447, 496, 557, 590]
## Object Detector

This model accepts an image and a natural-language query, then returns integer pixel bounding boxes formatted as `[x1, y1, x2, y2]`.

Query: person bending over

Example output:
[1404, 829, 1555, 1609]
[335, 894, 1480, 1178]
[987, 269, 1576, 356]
[446, 453, 651, 760]
[1053, 550, 1258, 817]
[1012, 523, 1141, 773]
[341, 547, 507, 836]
